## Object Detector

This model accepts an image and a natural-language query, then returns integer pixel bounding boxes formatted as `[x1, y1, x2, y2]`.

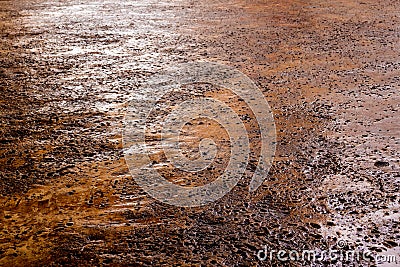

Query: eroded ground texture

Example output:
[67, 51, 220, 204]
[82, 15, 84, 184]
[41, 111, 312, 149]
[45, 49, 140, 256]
[0, 0, 399, 266]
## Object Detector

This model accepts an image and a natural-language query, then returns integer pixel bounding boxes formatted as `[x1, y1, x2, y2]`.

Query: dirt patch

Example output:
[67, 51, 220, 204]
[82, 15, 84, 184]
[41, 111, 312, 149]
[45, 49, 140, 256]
[1, 0, 399, 266]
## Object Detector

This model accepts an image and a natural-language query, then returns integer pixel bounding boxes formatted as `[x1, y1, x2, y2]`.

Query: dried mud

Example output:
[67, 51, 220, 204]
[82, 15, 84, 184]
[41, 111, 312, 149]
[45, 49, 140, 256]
[0, 0, 399, 266]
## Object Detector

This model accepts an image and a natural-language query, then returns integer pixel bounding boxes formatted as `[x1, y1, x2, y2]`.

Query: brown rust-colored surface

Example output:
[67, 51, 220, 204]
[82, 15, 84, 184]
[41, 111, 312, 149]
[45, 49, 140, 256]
[1, 0, 399, 266]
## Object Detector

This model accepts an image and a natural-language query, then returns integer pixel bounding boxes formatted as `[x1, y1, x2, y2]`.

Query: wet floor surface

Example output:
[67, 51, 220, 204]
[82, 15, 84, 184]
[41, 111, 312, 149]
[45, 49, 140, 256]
[0, 0, 399, 266]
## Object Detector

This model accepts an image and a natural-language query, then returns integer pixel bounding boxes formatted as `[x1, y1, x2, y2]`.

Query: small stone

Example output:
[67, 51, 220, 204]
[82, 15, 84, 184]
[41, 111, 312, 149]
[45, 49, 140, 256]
[374, 161, 389, 167]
